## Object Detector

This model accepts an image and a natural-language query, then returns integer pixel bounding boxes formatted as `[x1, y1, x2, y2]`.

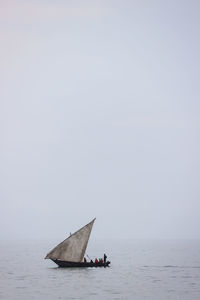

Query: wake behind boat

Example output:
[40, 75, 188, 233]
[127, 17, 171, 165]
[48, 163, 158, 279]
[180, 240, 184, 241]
[45, 218, 110, 268]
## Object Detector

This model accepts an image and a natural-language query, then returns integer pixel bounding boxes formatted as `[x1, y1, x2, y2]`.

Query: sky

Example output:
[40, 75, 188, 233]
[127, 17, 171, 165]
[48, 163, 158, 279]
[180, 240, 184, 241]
[1, 0, 200, 240]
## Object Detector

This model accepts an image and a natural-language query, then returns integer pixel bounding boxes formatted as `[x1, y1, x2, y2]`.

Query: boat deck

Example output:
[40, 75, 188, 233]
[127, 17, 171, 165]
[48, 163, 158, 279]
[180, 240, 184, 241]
[52, 259, 111, 268]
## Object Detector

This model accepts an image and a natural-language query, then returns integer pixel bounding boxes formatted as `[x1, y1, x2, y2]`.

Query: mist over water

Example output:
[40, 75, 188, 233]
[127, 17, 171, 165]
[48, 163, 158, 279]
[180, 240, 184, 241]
[1, 0, 200, 241]
[1, 239, 200, 299]
[1, 1, 200, 298]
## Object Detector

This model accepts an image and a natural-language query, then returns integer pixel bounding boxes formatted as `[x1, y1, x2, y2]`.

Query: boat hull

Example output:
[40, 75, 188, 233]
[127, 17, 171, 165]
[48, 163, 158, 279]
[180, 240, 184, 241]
[52, 259, 110, 268]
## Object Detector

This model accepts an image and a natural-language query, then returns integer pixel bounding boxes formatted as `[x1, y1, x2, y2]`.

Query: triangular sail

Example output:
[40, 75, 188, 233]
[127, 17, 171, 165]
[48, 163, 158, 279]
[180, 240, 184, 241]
[45, 219, 95, 262]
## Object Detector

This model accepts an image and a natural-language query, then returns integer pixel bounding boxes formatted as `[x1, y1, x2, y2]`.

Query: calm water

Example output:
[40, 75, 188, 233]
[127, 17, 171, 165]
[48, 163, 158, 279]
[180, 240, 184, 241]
[1, 239, 200, 299]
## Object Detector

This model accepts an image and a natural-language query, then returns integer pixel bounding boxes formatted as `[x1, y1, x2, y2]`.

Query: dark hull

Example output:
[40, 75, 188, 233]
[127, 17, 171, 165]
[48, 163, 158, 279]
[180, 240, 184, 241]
[52, 259, 110, 268]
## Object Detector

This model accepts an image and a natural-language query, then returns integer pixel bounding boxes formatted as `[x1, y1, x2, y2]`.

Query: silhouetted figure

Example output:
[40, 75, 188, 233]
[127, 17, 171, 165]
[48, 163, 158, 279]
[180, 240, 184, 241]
[95, 258, 98, 264]
[104, 253, 107, 263]
[84, 257, 87, 263]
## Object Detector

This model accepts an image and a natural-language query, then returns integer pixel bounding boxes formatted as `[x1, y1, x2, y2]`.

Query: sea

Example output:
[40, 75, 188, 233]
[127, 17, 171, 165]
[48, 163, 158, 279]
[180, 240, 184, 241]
[1, 239, 200, 299]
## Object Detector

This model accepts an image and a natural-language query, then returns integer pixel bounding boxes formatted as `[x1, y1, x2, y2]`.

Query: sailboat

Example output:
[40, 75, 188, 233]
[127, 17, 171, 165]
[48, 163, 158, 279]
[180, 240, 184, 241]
[45, 218, 110, 268]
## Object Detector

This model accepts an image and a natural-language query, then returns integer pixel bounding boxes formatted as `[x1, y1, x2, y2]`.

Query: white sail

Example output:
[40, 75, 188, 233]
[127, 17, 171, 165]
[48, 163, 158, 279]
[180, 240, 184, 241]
[45, 219, 95, 262]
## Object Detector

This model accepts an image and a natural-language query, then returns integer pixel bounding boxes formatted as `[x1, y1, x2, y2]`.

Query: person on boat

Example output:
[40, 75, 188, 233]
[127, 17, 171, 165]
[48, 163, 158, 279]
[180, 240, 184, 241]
[90, 259, 93, 263]
[104, 253, 107, 263]
[99, 258, 103, 264]
[95, 258, 98, 264]
[84, 257, 87, 263]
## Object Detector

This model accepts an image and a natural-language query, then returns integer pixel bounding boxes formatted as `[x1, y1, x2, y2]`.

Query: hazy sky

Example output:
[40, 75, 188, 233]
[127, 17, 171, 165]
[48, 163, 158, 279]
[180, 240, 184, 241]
[1, 0, 200, 240]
